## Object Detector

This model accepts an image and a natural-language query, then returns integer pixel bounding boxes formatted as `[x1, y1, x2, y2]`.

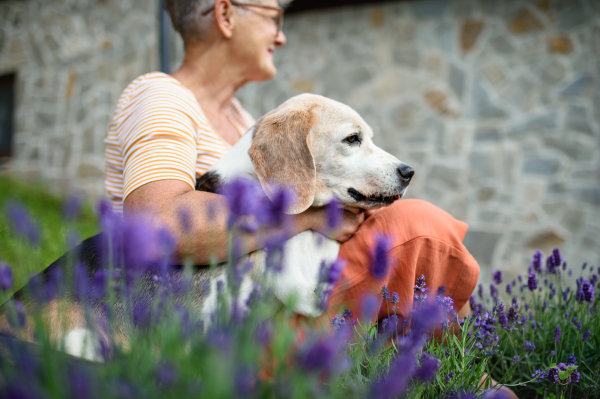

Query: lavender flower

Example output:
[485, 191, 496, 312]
[371, 234, 392, 280]
[531, 250, 543, 273]
[360, 293, 379, 322]
[0, 263, 13, 291]
[478, 283, 483, 299]
[390, 292, 400, 305]
[567, 353, 577, 365]
[369, 351, 416, 399]
[576, 322, 582, 331]
[527, 272, 538, 291]
[381, 285, 391, 301]
[296, 337, 336, 373]
[582, 330, 590, 342]
[155, 362, 177, 387]
[245, 284, 262, 308]
[582, 280, 595, 302]
[569, 370, 580, 384]
[553, 327, 561, 343]
[5, 202, 40, 246]
[492, 270, 503, 284]
[235, 367, 256, 396]
[550, 350, 555, 357]
[506, 284, 512, 294]
[445, 349, 450, 359]
[415, 355, 439, 382]
[512, 355, 520, 364]
[444, 371, 455, 383]
[330, 314, 346, 330]
[177, 206, 192, 234]
[490, 284, 498, 302]
[414, 275, 428, 304]
[546, 248, 562, 274]
[320, 259, 346, 285]
[62, 194, 82, 221]
[523, 341, 536, 351]
[436, 285, 446, 296]
[324, 198, 343, 230]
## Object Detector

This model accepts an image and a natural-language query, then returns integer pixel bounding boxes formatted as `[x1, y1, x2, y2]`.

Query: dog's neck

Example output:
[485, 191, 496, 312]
[211, 128, 258, 182]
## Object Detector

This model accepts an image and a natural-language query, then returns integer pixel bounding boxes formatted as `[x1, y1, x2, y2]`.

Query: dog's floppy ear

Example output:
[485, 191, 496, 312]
[248, 105, 319, 214]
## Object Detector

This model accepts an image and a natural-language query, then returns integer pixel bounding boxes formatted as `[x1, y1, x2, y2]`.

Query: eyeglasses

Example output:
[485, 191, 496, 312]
[201, 1, 284, 35]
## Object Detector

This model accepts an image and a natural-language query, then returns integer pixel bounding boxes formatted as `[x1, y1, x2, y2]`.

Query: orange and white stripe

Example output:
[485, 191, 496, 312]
[104, 72, 254, 212]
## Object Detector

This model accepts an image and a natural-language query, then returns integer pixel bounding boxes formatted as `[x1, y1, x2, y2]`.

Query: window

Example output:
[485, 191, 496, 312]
[0, 73, 15, 159]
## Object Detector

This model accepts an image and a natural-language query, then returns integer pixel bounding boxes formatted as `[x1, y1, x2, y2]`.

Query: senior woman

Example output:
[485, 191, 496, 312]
[105, 0, 479, 330]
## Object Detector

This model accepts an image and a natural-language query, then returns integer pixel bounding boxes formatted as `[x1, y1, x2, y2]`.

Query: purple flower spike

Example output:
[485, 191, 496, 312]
[582, 329, 590, 342]
[512, 355, 520, 364]
[527, 272, 538, 291]
[531, 250, 543, 273]
[490, 284, 498, 302]
[546, 248, 562, 274]
[296, 337, 335, 373]
[155, 362, 178, 387]
[390, 292, 400, 304]
[325, 259, 346, 285]
[523, 341, 536, 351]
[235, 366, 256, 396]
[0, 263, 13, 292]
[5, 202, 40, 246]
[553, 327, 561, 343]
[581, 280, 595, 302]
[569, 370, 580, 384]
[62, 195, 82, 221]
[505, 284, 512, 294]
[492, 270, 503, 284]
[360, 293, 379, 322]
[415, 355, 440, 382]
[414, 275, 428, 304]
[324, 198, 343, 230]
[381, 285, 391, 301]
[370, 234, 392, 280]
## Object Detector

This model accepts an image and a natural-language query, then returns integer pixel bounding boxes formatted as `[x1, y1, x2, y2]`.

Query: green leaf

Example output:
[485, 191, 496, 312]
[558, 370, 568, 380]
[536, 388, 544, 395]
[549, 363, 556, 368]
[548, 393, 556, 399]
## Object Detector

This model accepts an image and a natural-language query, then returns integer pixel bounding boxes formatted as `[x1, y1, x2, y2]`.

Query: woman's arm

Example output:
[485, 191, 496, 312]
[124, 179, 364, 265]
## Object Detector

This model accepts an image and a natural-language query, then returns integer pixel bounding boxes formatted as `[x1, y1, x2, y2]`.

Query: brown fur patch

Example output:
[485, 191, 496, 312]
[248, 105, 319, 214]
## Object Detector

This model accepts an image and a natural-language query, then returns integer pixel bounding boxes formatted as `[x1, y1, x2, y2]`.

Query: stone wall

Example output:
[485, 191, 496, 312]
[0, 0, 159, 198]
[230, 0, 600, 282]
[1, 0, 599, 283]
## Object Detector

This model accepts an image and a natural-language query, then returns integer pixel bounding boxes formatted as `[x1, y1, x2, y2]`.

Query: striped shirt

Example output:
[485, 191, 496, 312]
[104, 72, 254, 212]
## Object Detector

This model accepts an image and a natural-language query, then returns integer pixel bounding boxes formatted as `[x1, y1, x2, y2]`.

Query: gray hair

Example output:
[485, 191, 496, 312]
[165, 0, 293, 45]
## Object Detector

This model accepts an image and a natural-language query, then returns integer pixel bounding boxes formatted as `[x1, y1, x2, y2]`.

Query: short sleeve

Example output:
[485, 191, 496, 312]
[118, 81, 199, 200]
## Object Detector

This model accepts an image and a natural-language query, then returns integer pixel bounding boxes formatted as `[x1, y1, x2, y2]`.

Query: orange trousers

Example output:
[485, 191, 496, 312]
[328, 199, 480, 324]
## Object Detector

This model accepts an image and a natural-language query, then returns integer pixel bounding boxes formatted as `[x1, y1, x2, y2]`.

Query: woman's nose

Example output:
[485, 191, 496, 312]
[275, 30, 286, 46]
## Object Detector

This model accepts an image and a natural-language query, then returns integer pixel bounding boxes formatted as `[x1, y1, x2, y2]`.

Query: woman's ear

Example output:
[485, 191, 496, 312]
[213, 0, 235, 39]
[249, 106, 319, 214]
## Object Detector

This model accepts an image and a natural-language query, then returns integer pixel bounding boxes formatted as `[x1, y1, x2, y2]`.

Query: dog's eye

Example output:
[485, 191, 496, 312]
[343, 134, 361, 146]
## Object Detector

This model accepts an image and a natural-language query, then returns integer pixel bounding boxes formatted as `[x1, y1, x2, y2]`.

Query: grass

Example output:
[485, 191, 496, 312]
[0, 176, 98, 300]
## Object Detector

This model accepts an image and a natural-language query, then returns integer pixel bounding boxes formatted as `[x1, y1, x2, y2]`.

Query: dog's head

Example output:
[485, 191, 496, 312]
[249, 93, 414, 214]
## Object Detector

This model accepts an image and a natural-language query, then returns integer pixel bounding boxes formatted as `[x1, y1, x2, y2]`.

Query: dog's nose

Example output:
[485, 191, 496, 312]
[397, 164, 415, 182]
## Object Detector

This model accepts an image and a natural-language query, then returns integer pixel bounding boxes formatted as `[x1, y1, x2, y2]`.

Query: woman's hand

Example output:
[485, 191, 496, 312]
[299, 207, 365, 243]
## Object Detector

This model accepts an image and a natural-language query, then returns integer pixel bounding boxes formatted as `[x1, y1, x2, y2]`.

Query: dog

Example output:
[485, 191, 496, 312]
[0, 93, 414, 360]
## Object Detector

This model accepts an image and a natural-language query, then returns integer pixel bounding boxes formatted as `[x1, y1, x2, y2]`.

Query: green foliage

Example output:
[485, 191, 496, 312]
[0, 177, 98, 301]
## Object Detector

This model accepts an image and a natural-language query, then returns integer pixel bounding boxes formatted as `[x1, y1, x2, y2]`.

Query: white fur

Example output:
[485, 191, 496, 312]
[202, 94, 410, 317]
[61, 328, 103, 362]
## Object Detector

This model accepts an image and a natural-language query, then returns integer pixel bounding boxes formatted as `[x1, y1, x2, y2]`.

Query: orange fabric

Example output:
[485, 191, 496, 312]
[329, 199, 480, 324]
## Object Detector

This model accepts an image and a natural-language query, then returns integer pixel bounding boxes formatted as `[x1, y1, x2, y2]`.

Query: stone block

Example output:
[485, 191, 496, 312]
[479, 209, 502, 223]
[449, 62, 464, 99]
[478, 187, 495, 201]
[77, 161, 104, 179]
[410, 0, 449, 19]
[572, 188, 600, 206]
[539, 60, 566, 85]
[500, 76, 535, 111]
[522, 158, 560, 175]
[488, 36, 515, 54]
[545, 137, 595, 161]
[460, 19, 484, 53]
[469, 151, 496, 180]
[547, 35, 573, 54]
[468, 80, 507, 119]
[474, 127, 500, 142]
[560, 75, 591, 97]
[392, 45, 420, 69]
[565, 104, 594, 135]
[463, 230, 502, 265]
[526, 230, 565, 250]
[428, 164, 462, 187]
[424, 90, 458, 117]
[507, 8, 544, 35]
[481, 64, 505, 86]
[558, 4, 590, 30]
[561, 208, 586, 233]
[507, 111, 558, 137]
